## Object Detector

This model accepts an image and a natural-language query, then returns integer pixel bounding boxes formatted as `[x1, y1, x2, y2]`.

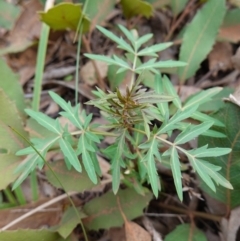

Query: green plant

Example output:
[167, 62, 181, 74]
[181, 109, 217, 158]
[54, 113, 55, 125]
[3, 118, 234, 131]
[13, 24, 232, 201]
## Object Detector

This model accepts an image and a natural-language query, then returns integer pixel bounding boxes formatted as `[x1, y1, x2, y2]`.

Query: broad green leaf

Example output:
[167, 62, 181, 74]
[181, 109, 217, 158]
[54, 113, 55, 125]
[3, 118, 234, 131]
[83, 188, 152, 230]
[170, 147, 183, 201]
[25, 109, 62, 135]
[120, 0, 153, 19]
[46, 161, 94, 192]
[183, 87, 222, 110]
[0, 90, 27, 153]
[96, 25, 134, 53]
[0, 154, 21, 190]
[170, 0, 188, 16]
[0, 2, 21, 30]
[175, 121, 213, 145]
[165, 224, 207, 241]
[138, 42, 173, 56]
[0, 230, 59, 241]
[53, 207, 86, 238]
[198, 102, 240, 208]
[59, 138, 82, 172]
[39, 3, 90, 32]
[178, 0, 226, 82]
[0, 58, 25, 117]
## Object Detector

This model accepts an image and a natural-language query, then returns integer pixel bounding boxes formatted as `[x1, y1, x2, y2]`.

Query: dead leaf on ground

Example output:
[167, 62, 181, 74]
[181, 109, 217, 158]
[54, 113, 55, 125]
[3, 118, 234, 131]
[208, 42, 233, 76]
[221, 206, 240, 241]
[125, 221, 151, 241]
[231, 47, 240, 71]
[80, 60, 108, 86]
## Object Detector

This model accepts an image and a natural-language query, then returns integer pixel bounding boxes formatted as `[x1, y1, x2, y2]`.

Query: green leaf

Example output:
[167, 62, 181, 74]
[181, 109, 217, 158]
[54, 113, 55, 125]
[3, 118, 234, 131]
[84, 54, 131, 70]
[162, 75, 182, 109]
[39, 3, 90, 32]
[137, 42, 173, 56]
[158, 105, 198, 134]
[49, 91, 83, 130]
[189, 147, 231, 158]
[111, 131, 127, 193]
[77, 134, 98, 184]
[136, 60, 187, 71]
[83, 188, 152, 230]
[139, 138, 160, 197]
[135, 33, 153, 51]
[170, 0, 188, 16]
[120, 0, 153, 19]
[178, 0, 226, 82]
[96, 25, 134, 53]
[170, 147, 183, 201]
[46, 161, 94, 192]
[118, 24, 136, 47]
[183, 87, 222, 110]
[59, 138, 82, 172]
[0, 230, 59, 241]
[0, 58, 26, 117]
[191, 111, 224, 127]
[165, 224, 207, 241]
[198, 102, 240, 208]
[53, 207, 86, 238]
[0, 1, 21, 30]
[175, 121, 213, 145]
[25, 109, 62, 135]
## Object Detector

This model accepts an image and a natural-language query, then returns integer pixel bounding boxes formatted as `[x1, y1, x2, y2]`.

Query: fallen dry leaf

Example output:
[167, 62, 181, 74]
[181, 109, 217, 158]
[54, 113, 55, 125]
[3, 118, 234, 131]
[80, 60, 108, 86]
[208, 42, 233, 76]
[219, 24, 240, 43]
[125, 221, 151, 241]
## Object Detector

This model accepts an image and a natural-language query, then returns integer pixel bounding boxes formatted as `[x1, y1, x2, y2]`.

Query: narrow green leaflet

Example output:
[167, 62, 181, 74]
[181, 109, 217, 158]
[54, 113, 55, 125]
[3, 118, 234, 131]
[77, 134, 98, 184]
[25, 109, 61, 135]
[135, 33, 153, 51]
[49, 91, 83, 130]
[192, 111, 224, 127]
[162, 75, 181, 109]
[170, 147, 183, 201]
[157, 105, 198, 134]
[178, 0, 226, 82]
[96, 25, 134, 53]
[111, 131, 127, 193]
[118, 24, 135, 47]
[187, 155, 216, 192]
[136, 60, 187, 71]
[141, 111, 151, 140]
[188, 147, 231, 158]
[174, 121, 213, 145]
[59, 138, 82, 172]
[154, 74, 169, 120]
[84, 54, 131, 70]
[137, 42, 173, 56]
[183, 87, 222, 110]
[139, 138, 160, 197]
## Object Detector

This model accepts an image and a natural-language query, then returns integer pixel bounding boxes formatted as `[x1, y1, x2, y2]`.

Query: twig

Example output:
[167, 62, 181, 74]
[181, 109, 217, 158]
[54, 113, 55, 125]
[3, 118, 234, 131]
[1, 191, 78, 231]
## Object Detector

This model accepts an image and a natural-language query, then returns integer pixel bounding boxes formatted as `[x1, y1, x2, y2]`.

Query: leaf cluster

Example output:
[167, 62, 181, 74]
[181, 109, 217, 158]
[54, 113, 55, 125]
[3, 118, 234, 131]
[13, 24, 233, 201]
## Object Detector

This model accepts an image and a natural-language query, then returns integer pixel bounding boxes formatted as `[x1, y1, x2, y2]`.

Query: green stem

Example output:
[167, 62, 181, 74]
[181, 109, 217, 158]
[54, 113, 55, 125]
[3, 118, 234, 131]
[3, 188, 17, 206]
[14, 185, 27, 205]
